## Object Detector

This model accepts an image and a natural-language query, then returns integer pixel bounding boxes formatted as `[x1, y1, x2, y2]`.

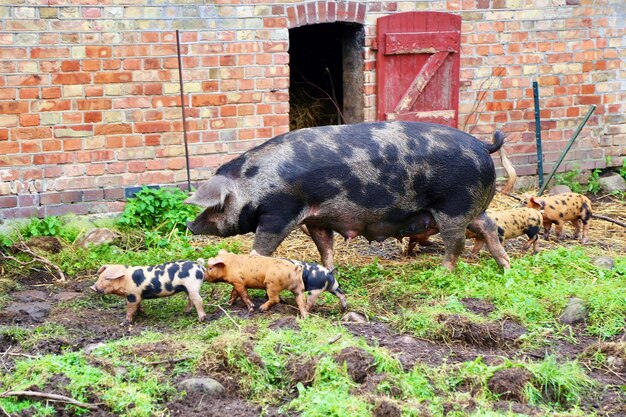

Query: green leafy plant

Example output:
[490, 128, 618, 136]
[586, 169, 602, 194]
[620, 160, 626, 181]
[117, 187, 200, 234]
[554, 166, 582, 193]
[18, 216, 80, 243]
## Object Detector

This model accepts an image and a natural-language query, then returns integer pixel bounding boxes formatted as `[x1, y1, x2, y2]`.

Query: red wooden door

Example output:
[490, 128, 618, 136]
[376, 12, 461, 127]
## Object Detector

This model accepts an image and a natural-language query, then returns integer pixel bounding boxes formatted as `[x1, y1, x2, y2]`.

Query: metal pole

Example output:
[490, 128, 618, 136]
[532, 81, 544, 191]
[537, 105, 596, 196]
[176, 29, 192, 192]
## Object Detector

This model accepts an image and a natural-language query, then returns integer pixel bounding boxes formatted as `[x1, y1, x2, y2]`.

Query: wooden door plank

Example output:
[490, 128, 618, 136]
[384, 31, 460, 54]
[392, 51, 449, 114]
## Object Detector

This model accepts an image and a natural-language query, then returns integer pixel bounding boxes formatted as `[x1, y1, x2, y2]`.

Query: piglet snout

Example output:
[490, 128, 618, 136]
[90, 285, 102, 293]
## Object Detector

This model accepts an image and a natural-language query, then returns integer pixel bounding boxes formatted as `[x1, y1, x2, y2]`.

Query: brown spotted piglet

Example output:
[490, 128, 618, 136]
[526, 192, 592, 243]
[470, 208, 543, 254]
[91, 259, 207, 323]
[205, 250, 308, 318]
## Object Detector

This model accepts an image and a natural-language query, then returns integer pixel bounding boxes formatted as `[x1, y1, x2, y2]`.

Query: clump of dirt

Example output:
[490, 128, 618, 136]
[493, 400, 541, 416]
[24, 236, 64, 254]
[437, 315, 526, 348]
[124, 340, 188, 362]
[166, 391, 274, 417]
[268, 316, 300, 332]
[461, 297, 495, 316]
[334, 346, 375, 383]
[286, 356, 317, 387]
[581, 342, 626, 373]
[372, 400, 401, 417]
[487, 367, 533, 402]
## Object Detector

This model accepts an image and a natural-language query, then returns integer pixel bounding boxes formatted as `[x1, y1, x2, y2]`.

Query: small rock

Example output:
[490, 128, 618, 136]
[114, 366, 128, 377]
[599, 174, 626, 192]
[12, 290, 48, 302]
[84, 342, 105, 355]
[560, 297, 587, 325]
[341, 312, 368, 323]
[549, 185, 572, 196]
[4, 302, 52, 320]
[178, 378, 225, 396]
[592, 256, 615, 270]
[51, 292, 83, 302]
[76, 228, 120, 248]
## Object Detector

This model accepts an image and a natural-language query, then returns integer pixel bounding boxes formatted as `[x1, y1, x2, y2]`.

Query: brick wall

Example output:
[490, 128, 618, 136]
[0, 0, 624, 220]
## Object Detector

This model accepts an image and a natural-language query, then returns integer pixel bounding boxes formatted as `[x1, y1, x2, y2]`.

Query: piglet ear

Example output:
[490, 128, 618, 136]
[100, 265, 126, 280]
[208, 257, 225, 268]
[217, 249, 229, 255]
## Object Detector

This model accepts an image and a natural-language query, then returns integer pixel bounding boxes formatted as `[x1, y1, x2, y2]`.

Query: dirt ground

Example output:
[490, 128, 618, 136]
[1, 195, 625, 416]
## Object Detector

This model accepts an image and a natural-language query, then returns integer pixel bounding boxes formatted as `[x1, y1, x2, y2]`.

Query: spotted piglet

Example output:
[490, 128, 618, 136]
[288, 261, 348, 312]
[469, 208, 543, 254]
[91, 259, 207, 323]
[526, 192, 592, 243]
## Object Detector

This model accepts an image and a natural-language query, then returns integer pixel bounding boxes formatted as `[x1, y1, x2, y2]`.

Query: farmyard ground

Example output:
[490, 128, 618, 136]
[0, 194, 625, 417]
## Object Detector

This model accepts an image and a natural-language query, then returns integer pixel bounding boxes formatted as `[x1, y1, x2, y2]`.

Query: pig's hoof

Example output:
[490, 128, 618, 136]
[198, 315, 206, 322]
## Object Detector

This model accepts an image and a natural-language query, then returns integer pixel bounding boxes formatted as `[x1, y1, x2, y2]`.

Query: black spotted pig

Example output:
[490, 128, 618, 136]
[186, 121, 510, 270]
[91, 260, 207, 323]
[288, 260, 347, 312]
[526, 193, 592, 243]
[469, 208, 543, 254]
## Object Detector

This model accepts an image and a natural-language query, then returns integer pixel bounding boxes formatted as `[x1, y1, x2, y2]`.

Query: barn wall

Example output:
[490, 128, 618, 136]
[0, 0, 624, 219]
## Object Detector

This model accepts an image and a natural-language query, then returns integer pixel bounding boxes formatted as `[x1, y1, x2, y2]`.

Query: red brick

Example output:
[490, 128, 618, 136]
[53, 73, 91, 85]
[7, 74, 43, 86]
[20, 114, 40, 127]
[83, 60, 101, 71]
[85, 86, 103, 97]
[94, 72, 132, 84]
[112, 97, 151, 109]
[103, 60, 122, 70]
[43, 140, 62, 152]
[84, 112, 102, 123]
[123, 59, 142, 70]
[77, 99, 112, 110]
[192, 94, 227, 107]
[0, 101, 29, 114]
[86, 46, 112, 58]
[144, 83, 162, 95]
[83, 189, 104, 201]
[31, 47, 70, 59]
[41, 87, 61, 99]
[62, 61, 81, 72]
[20, 141, 41, 153]
[0, 142, 19, 154]
[0, 129, 8, 141]
[63, 138, 82, 150]
[0, 88, 16, 100]
[128, 161, 146, 173]
[134, 121, 170, 133]
[12, 127, 51, 140]
[94, 124, 132, 135]
[33, 152, 74, 165]
[0, 196, 17, 209]
[19, 88, 39, 99]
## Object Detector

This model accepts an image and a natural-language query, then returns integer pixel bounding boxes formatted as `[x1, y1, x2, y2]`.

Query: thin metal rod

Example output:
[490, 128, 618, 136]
[532, 81, 544, 190]
[537, 105, 596, 196]
[176, 29, 192, 192]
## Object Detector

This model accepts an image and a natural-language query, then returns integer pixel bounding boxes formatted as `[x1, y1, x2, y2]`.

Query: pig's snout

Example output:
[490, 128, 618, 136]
[186, 221, 197, 235]
[91, 284, 103, 293]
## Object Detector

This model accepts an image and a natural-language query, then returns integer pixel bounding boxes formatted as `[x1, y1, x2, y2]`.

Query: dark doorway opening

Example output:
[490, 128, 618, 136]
[289, 22, 364, 130]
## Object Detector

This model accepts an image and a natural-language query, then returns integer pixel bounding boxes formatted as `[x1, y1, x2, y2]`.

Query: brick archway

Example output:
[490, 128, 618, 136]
[286, 1, 367, 28]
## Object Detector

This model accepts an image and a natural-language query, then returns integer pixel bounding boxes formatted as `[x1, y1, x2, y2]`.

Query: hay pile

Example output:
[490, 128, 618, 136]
[190, 192, 626, 266]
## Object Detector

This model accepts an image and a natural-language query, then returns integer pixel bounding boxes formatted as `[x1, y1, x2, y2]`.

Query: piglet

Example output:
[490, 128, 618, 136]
[526, 193, 592, 243]
[469, 207, 543, 254]
[91, 259, 207, 323]
[205, 250, 308, 318]
[288, 260, 348, 312]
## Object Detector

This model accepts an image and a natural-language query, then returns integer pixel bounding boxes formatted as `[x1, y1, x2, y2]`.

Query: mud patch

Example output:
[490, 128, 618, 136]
[268, 316, 300, 332]
[461, 297, 495, 316]
[334, 346, 375, 383]
[488, 367, 533, 402]
[165, 391, 292, 417]
[286, 356, 317, 387]
[372, 400, 401, 417]
[437, 315, 526, 348]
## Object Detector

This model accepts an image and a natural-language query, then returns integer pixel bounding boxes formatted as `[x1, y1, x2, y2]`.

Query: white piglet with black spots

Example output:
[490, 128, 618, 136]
[91, 259, 207, 323]
[289, 260, 348, 312]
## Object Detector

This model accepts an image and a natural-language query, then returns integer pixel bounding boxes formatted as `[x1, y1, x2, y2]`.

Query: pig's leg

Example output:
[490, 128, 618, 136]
[259, 285, 280, 313]
[523, 235, 539, 253]
[126, 301, 141, 323]
[431, 215, 467, 270]
[467, 214, 510, 269]
[471, 238, 485, 256]
[406, 237, 417, 256]
[228, 288, 240, 305]
[554, 222, 565, 240]
[581, 219, 590, 244]
[252, 215, 301, 257]
[305, 290, 323, 312]
[184, 298, 194, 313]
[542, 220, 553, 240]
[294, 290, 308, 319]
[188, 292, 207, 322]
[306, 226, 335, 270]
[232, 283, 255, 313]
[570, 219, 581, 239]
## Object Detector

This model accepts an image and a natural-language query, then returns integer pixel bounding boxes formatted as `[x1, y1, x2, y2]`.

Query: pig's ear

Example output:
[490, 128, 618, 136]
[100, 265, 126, 280]
[185, 175, 235, 209]
[218, 249, 229, 255]
[208, 257, 226, 268]
[97, 265, 107, 274]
